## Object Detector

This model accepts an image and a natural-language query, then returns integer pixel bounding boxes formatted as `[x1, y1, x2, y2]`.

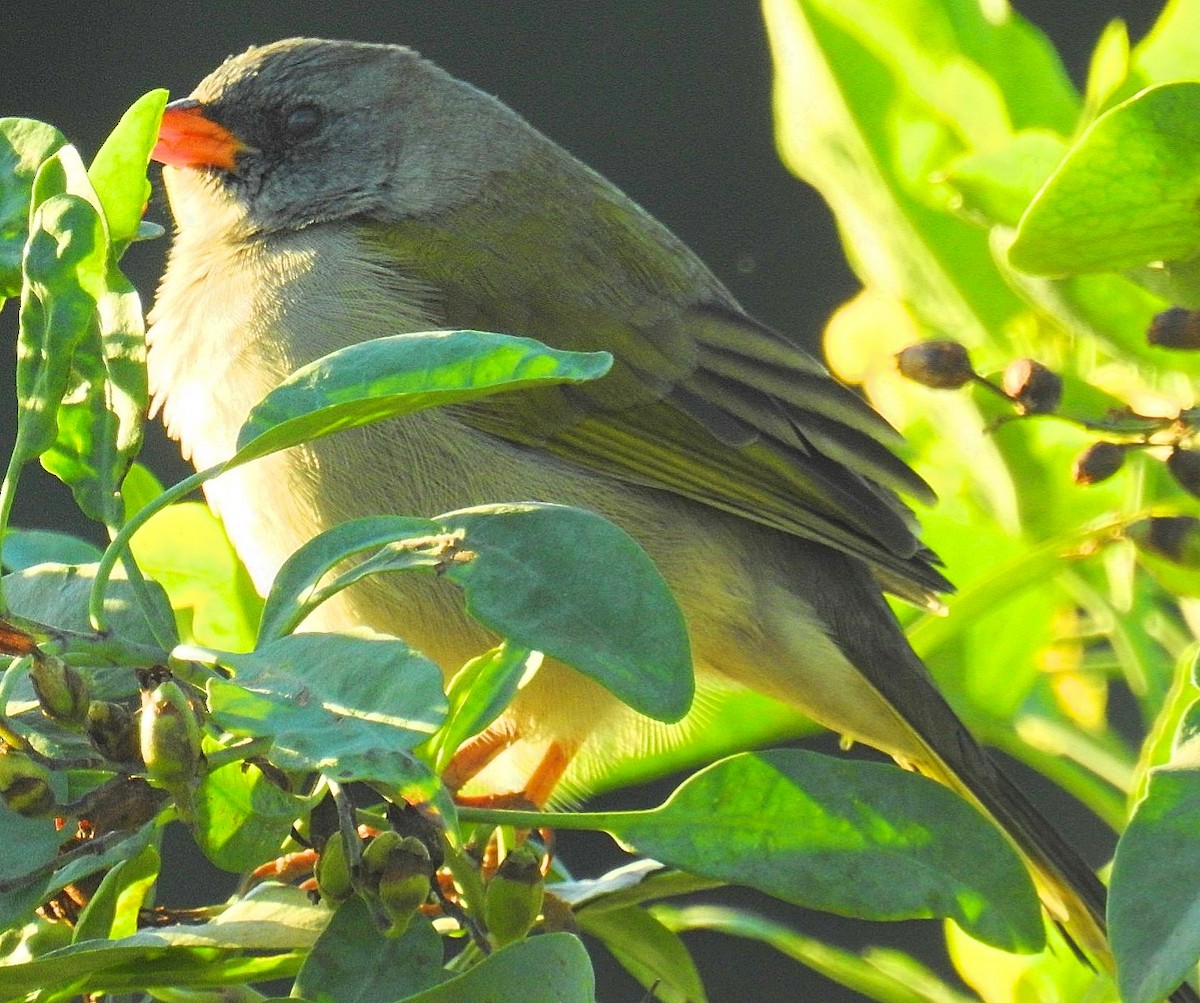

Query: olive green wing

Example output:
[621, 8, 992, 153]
[366, 191, 947, 604]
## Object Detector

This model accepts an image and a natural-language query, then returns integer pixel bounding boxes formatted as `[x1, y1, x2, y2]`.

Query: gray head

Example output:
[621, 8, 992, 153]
[163, 38, 546, 233]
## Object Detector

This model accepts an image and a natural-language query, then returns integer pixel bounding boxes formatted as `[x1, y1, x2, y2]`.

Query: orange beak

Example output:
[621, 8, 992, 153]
[151, 99, 244, 171]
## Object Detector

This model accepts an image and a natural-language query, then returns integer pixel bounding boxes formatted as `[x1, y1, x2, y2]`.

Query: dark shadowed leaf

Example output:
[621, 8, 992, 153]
[578, 904, 707, 1003]
[292, 898, 443, 1003]
[402, 933, 595, 1003]
[1111, 698, 1200, 1003]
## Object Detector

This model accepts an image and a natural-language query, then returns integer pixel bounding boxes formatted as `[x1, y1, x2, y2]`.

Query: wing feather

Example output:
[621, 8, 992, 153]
[369, 209, 948, 604]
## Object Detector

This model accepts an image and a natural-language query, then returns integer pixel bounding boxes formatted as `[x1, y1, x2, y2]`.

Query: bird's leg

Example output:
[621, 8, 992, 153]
[444, 720, 577, 811]
[515, 740, 576, 809]
[441, 718, 520, 793]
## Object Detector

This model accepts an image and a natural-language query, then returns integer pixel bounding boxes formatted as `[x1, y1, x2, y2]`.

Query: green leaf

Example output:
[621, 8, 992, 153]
[131, 500, 262, 651]
[1130, 0, 1200, 92]
[0, 117, 67, 298]
[39, 266, 147, 527]
[87, 89, 167, 253]
[9, 141, 148, 526]
[0, 801, 70, 929]
[120, 461, 163, 518]
[1, 528, 102, 571]
[0, 883, 324, 999]
[13, 191, 107, 469]
[762, 0, 1045, 347]
[72, 843, 160, 942]
[658, 903, 976, 1003]
[193, 748, 307, 872]
[233, 330, 612, 464]
[577, 904, 707, 1003]
[257, 515, 437, 643]
[945, 918, 1113, 1003]
[596, 750, 1042, 954]
[403, 933, 595, 1003]
[1082, 19, 1130, 118]
[1110, 698, 1200, 1003]
[943, 130, 1068, 227]
[937, 2, 1079, 136]
[1129, 645, 1200, 804]
[427, 643, 536, 772]
[205, 632, 447, 785]
[2, 562, 175, 683]
[292, 899, 443, 1003]
[440, 503, 693, 723]
[1010, 83, 1200, 276]
[258, 503, 693, 724]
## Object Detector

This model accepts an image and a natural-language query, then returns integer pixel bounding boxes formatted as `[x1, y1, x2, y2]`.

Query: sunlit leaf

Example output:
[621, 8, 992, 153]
[72, 843, 160, 942]
[1011, 83, 1200, 278]
[132, 500, 261, 651]
[193, 747, 307, 873]
[0, 883, 323, 999]
[233, 330, 611, 463]
[591, 750, 1042, 953]
[426, 643, 536, 772]
[87, 89, 167, 253]
[660, 904, 977, 1003]
[0, 117, 66, 298]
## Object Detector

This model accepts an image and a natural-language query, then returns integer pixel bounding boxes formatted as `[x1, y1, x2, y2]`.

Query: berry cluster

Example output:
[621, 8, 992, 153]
[895, 307, 1200, 496]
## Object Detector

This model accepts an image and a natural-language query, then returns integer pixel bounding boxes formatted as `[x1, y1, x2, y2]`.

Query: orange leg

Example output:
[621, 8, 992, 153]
[442, 719, 519, 793]
[445, 719, 577, 811]
[522, 741, 575, 808]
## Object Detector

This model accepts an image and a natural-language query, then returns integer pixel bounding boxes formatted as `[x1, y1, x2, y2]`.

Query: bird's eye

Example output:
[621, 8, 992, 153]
[282, 103, 324, 142]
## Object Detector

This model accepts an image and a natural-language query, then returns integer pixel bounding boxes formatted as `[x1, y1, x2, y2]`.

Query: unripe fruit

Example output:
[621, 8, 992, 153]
[0, 750, 55, 816]
[30, 656, 89, 727]
[140, 678, 203, 788]
[361, 832, 433, 937]
[484, 843, 545, 947]
[314, 834, 354, 905]
[86, 701, 141, 764]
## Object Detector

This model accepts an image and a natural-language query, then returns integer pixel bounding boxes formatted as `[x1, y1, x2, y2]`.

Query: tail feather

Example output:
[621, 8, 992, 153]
[923, 721, 1200, 1003]
[807, 563, 1200, 1002]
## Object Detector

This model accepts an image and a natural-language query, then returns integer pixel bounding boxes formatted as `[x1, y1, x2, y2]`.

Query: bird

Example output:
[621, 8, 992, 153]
[145, 36, 1167, 986]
